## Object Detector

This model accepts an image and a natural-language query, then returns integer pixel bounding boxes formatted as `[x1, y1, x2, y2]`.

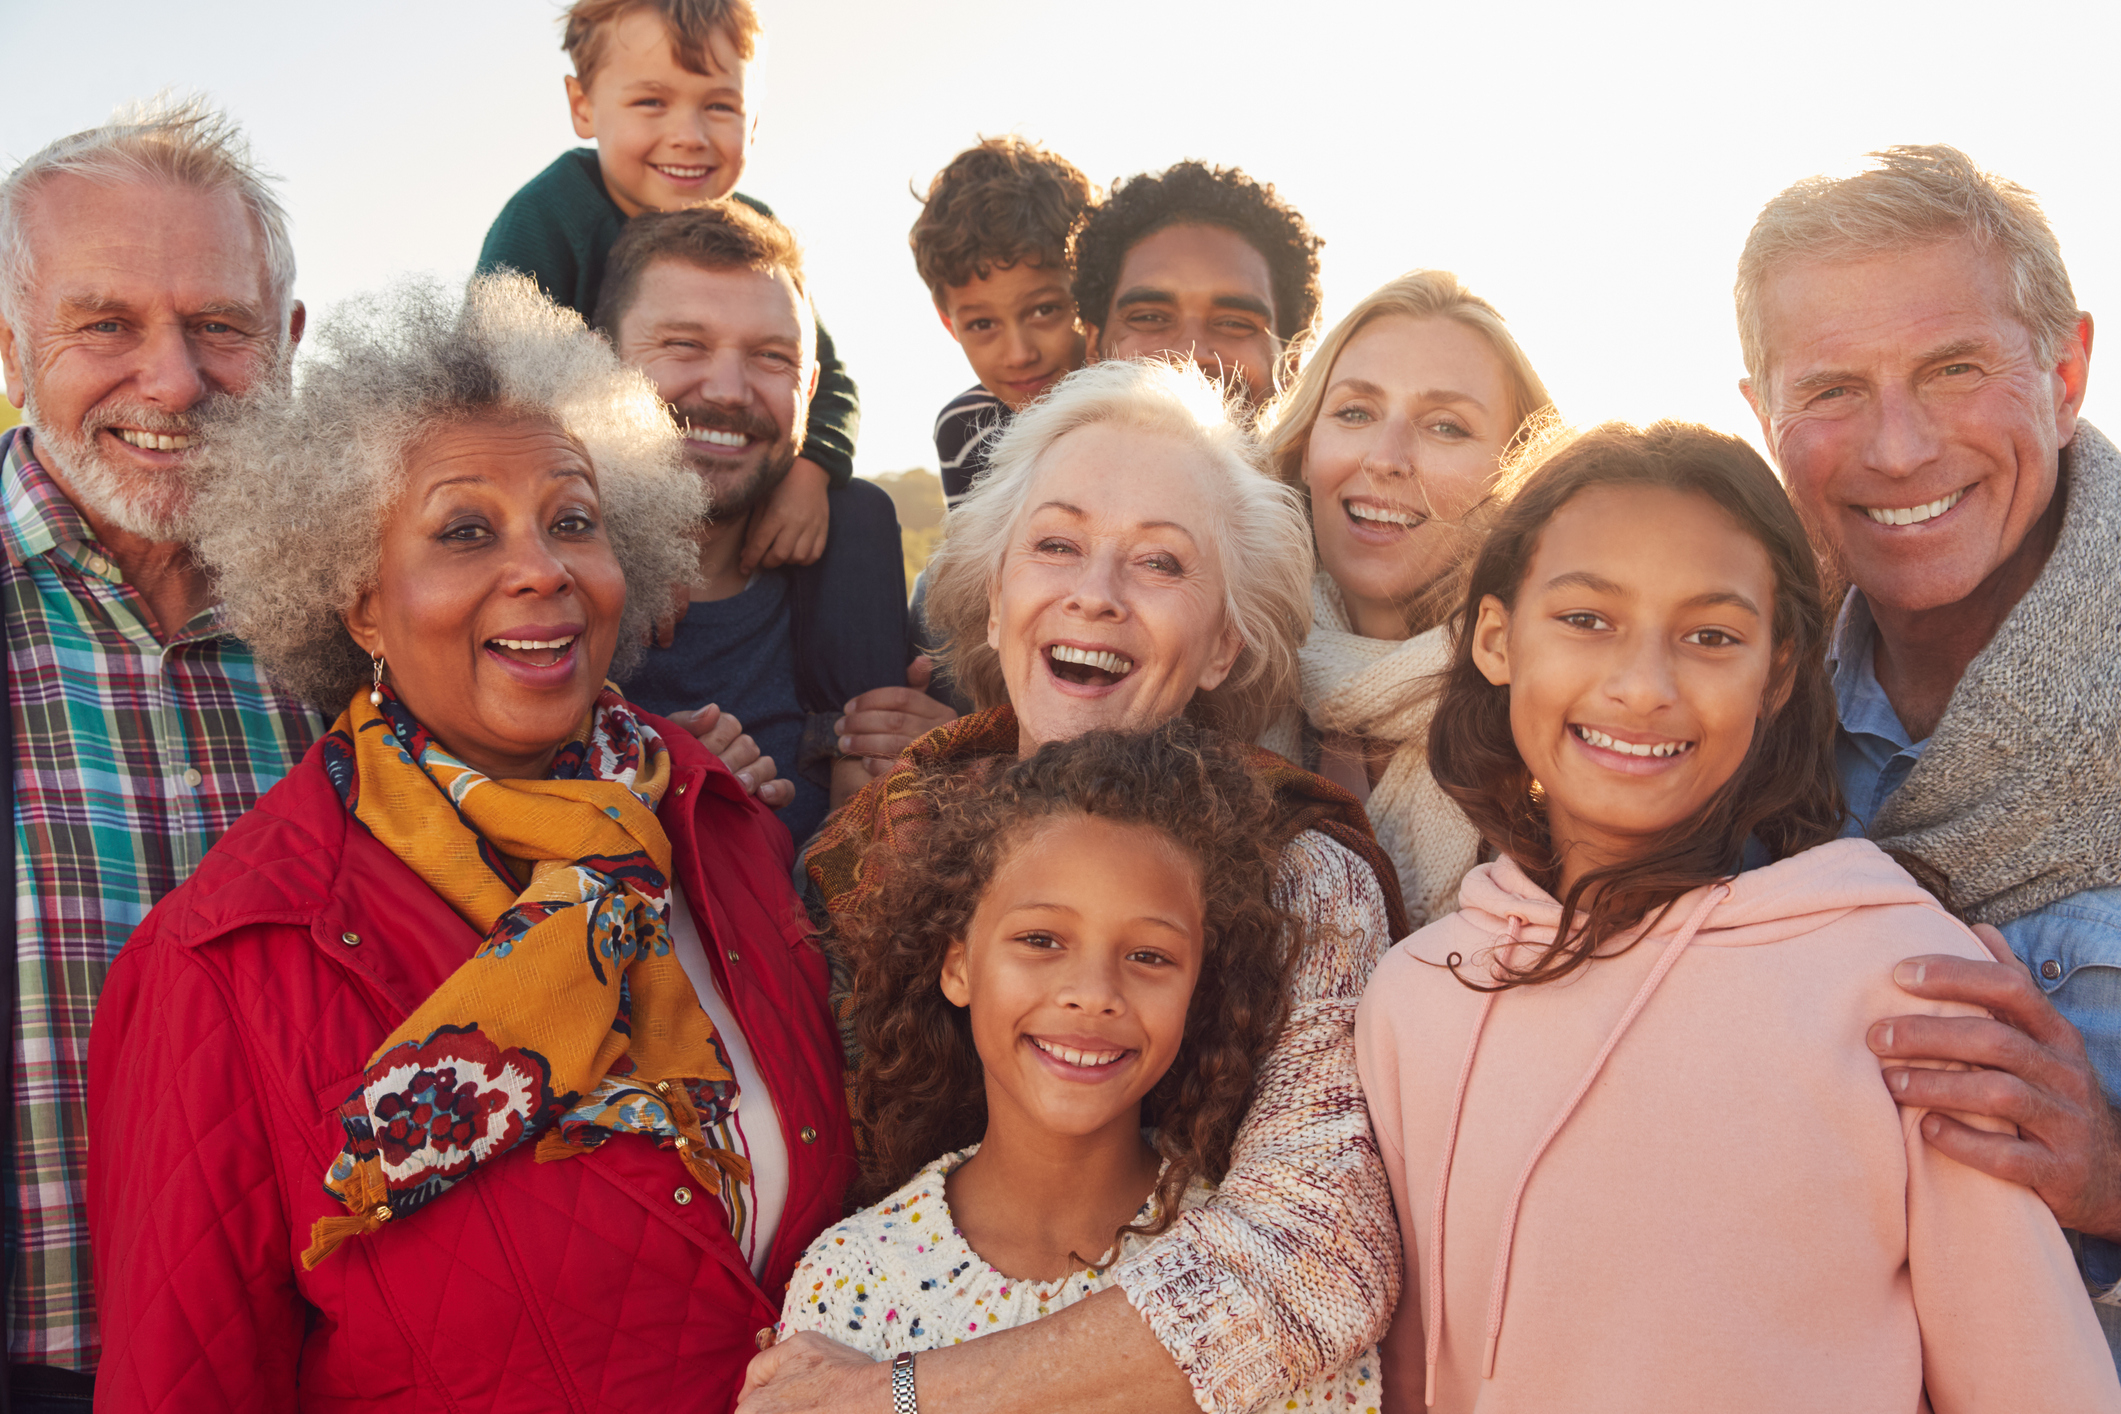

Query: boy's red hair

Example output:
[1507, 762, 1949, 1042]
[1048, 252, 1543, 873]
[563, 0, 761, 88]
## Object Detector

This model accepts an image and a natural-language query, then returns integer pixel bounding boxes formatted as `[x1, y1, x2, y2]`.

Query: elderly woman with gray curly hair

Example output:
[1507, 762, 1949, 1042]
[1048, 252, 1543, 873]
[85, 274, 855, 1413]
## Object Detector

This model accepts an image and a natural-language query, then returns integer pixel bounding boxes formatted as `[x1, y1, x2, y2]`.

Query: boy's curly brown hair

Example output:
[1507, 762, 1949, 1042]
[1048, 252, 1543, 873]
[841, 720, 1298, 1242]
[909, 136, 1100, 305]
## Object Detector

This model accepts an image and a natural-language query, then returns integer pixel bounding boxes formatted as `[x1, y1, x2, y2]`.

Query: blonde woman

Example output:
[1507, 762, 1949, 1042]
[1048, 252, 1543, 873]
[1259, 271, 1553, 926]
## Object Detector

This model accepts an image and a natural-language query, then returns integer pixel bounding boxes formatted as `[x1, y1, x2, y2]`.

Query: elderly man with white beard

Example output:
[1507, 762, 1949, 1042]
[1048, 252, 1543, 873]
[0, 98, 320, 1411]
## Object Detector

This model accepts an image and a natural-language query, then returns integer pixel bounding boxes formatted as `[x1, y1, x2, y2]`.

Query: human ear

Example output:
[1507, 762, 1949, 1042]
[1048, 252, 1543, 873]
[286, 299, 308, 353]
[0, 318, 23, 410]
[342, 587, 386, 661]
[565, 75, 596, 140]
[939, 937, 972, 1008]
[1738, 376, 1777, 453]
[1081, 323, 1105, 363]
[1194, 618, 1243, 694]
[2053, 313, 2095, 448]
[935, 304, 960, 343]
[1470, 594, 1513, 686]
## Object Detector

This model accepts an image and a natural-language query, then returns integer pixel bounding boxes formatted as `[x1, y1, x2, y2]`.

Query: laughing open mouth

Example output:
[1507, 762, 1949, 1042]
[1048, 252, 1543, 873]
[486, 634, 576, 667]
[114, 428, 193, 452]
[1572, 724, 1693, 759]
[1045, 643, 1136, 686]
[1861, 487, 1966, 527]
[1030, 1037, 1131, 1068]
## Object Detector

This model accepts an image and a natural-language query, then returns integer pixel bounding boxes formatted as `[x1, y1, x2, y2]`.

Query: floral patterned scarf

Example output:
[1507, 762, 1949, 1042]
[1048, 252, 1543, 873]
[301, 685, 745, 1269]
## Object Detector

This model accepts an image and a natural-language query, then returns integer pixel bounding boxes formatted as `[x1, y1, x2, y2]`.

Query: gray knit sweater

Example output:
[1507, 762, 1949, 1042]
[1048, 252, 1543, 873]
[1871, 421, 2121, 925]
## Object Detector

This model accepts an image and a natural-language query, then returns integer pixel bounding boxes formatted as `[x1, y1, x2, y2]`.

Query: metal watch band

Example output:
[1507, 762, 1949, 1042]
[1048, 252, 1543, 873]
[890, 1350, 919, 1414]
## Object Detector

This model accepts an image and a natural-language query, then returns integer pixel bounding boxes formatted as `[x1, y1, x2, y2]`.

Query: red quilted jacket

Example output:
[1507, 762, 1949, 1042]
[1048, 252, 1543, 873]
[87, 720, 855, 1413]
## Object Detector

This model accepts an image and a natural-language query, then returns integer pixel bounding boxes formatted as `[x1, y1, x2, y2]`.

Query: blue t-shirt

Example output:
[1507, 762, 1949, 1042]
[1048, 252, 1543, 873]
[622, 572, 828, 851]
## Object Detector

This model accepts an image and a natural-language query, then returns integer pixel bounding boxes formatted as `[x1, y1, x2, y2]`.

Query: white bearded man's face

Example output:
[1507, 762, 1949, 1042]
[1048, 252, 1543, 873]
[0, 173, 300, 543]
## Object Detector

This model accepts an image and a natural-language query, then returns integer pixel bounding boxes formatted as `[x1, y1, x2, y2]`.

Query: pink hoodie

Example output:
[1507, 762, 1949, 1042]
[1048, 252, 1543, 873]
[1355, 837, 2119, 1414]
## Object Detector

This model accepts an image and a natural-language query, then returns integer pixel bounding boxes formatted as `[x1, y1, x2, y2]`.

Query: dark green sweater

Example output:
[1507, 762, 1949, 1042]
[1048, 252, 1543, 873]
[478, 149, 858, 485]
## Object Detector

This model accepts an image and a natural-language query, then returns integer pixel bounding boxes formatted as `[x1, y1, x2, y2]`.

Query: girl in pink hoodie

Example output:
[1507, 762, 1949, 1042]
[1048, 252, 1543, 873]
[1354, 421, 2119, 1413]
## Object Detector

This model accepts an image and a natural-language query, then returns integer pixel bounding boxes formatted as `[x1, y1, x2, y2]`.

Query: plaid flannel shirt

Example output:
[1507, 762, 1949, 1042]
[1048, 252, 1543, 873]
[2, 427, 322, 1369]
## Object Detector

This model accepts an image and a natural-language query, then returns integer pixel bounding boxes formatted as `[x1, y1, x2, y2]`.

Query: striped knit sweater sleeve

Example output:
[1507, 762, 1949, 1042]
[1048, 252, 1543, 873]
[1112, 829, 1402, 1412]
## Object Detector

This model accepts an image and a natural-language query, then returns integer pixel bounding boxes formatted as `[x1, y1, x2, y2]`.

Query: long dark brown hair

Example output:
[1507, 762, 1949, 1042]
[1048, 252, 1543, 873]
[839, 720, 1297, 1241]
[1426, 421, 1847, 988]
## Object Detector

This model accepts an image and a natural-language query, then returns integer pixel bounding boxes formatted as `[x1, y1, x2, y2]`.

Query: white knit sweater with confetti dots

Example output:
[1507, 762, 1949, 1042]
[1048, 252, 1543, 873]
[779, 1145, 1380, 1413]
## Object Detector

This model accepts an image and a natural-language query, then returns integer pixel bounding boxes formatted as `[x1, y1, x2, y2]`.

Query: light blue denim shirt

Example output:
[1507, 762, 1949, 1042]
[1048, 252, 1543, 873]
[1833, 599, 2121, 1314]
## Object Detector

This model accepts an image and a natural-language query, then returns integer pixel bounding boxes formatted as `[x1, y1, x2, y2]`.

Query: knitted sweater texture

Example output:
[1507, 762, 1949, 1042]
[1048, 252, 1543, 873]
[1872, 421, 2121, 924]
[1266, 573, 1480, 930]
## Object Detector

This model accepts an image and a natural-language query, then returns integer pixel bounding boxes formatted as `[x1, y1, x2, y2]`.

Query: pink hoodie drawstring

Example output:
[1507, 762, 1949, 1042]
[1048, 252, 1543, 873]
[1423, 886, 1731, 1407]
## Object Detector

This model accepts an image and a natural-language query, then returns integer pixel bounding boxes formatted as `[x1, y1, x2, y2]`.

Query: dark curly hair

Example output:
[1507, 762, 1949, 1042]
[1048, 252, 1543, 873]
[840, 720, 1297, 1244]
[1427, 421, 1848, 989]
[910, 136, 1100, 303]
[1070, 160, 1323, 347]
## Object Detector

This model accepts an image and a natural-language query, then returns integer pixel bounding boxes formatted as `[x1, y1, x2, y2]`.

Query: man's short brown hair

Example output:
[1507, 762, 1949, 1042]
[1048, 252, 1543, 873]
[909, 137, 1098, 305]
[563, 0, 761, 89]
[593, 198, 807, 340]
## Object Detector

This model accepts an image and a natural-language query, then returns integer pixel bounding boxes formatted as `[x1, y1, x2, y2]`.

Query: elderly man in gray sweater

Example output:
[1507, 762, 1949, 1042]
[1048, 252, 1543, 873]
[1738, 144, 2121, 1355]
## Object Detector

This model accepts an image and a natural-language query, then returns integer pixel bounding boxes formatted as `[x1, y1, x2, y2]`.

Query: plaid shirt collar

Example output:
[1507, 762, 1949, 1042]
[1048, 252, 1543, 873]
[1, 425, 228, 639]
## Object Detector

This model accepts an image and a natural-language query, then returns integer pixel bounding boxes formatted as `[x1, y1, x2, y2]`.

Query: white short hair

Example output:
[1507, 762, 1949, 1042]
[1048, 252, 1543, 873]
[925, 357, 1312, 742]
[1736, 144, 2079, 388]
[0, 94, 296, 331]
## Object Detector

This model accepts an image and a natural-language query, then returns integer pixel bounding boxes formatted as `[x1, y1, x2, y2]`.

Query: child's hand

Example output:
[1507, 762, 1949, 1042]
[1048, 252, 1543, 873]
[740, 456, 832, 572]
[669, 704, 796, 810]
[736, 1331, 882, 1412]
[836, 657, 960, 775]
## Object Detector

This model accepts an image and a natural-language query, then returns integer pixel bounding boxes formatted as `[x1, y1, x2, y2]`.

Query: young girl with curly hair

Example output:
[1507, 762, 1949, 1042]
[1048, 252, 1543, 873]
[769, 721, 1379, 1411]
[1355, 421, 2118, 1412]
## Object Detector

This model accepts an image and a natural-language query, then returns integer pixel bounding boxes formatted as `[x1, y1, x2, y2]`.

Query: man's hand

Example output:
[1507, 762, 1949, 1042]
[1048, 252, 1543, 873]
[741, 456, 832, 573]
[1872, 921, 2121, 1240]
[837, 656, 959, 776]
[669, 704, 795, 810]
[736, 1332, 885, 1413]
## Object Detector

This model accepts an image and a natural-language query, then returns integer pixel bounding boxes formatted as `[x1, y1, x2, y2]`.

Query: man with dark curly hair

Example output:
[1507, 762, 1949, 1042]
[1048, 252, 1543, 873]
[1071, 160, 1323, 409]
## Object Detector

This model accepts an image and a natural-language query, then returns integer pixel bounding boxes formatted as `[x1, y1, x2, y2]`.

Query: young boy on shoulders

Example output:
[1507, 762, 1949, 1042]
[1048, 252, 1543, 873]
[910, 137, 1097, 505]
[481, 0, 854, 569]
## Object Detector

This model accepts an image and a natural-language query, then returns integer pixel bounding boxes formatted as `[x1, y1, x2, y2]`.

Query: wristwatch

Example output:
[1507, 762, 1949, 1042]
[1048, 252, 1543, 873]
[890, 1350, 919, 1414]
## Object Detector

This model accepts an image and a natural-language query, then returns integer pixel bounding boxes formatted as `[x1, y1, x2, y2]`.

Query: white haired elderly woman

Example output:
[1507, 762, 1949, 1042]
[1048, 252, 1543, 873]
[749, 358, 1405, 1414]
[86, 275, 854, 1413]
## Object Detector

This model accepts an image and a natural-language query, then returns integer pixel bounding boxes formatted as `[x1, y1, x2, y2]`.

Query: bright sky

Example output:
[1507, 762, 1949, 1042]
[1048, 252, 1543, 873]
[7, 1, 2118, 475]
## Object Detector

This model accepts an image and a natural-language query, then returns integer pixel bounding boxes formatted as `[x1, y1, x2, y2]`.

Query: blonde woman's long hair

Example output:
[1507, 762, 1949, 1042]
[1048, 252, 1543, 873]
[1260, 270, 1555, 637]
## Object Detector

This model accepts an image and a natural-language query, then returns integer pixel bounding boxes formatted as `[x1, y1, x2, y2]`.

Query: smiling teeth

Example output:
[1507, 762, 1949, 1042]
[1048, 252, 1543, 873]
[685, 427, 748, 448]
[1864, 488, 1965, 526]
[1348, 502, 1421, 528]
[1050, 644, 1135, 676]
[115, 429, 192, 451]
[655, 164, 709, 178]
[1032, 1038, 1126, 1068]
[1574, 725, 1691, 758]
[491, 636, 576, 650]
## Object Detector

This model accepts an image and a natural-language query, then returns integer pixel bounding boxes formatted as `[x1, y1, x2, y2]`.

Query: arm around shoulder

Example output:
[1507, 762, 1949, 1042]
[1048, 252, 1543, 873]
[89, 930, 304, 1413]
[1109, 832, 1401, 1412]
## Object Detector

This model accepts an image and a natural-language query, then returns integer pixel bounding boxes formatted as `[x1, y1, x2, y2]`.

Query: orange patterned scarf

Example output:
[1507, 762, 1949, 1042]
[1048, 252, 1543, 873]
[302, 685, 745, 1268]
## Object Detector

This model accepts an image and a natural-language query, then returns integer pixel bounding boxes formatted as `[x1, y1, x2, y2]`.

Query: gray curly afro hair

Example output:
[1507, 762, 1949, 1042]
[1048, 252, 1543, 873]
[190, 272, 702, 713]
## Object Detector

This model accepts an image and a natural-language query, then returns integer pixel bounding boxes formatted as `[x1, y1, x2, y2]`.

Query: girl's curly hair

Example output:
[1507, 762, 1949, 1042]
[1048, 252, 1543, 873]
[841, 720, 1297, 1243]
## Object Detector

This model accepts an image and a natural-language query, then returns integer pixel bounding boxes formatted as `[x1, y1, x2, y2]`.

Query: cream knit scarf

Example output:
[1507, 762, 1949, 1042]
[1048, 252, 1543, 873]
[1275, 573, 1480, 929]
[1869, 421, 2121, 926]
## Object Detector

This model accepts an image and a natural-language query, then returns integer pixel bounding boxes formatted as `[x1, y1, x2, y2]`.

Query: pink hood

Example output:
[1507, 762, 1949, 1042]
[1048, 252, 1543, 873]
[1422, 838, 1951, 1408]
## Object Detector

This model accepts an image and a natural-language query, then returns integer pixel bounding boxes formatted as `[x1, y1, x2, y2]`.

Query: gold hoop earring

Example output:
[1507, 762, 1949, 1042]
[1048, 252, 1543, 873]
[369, 656, 385, 707]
